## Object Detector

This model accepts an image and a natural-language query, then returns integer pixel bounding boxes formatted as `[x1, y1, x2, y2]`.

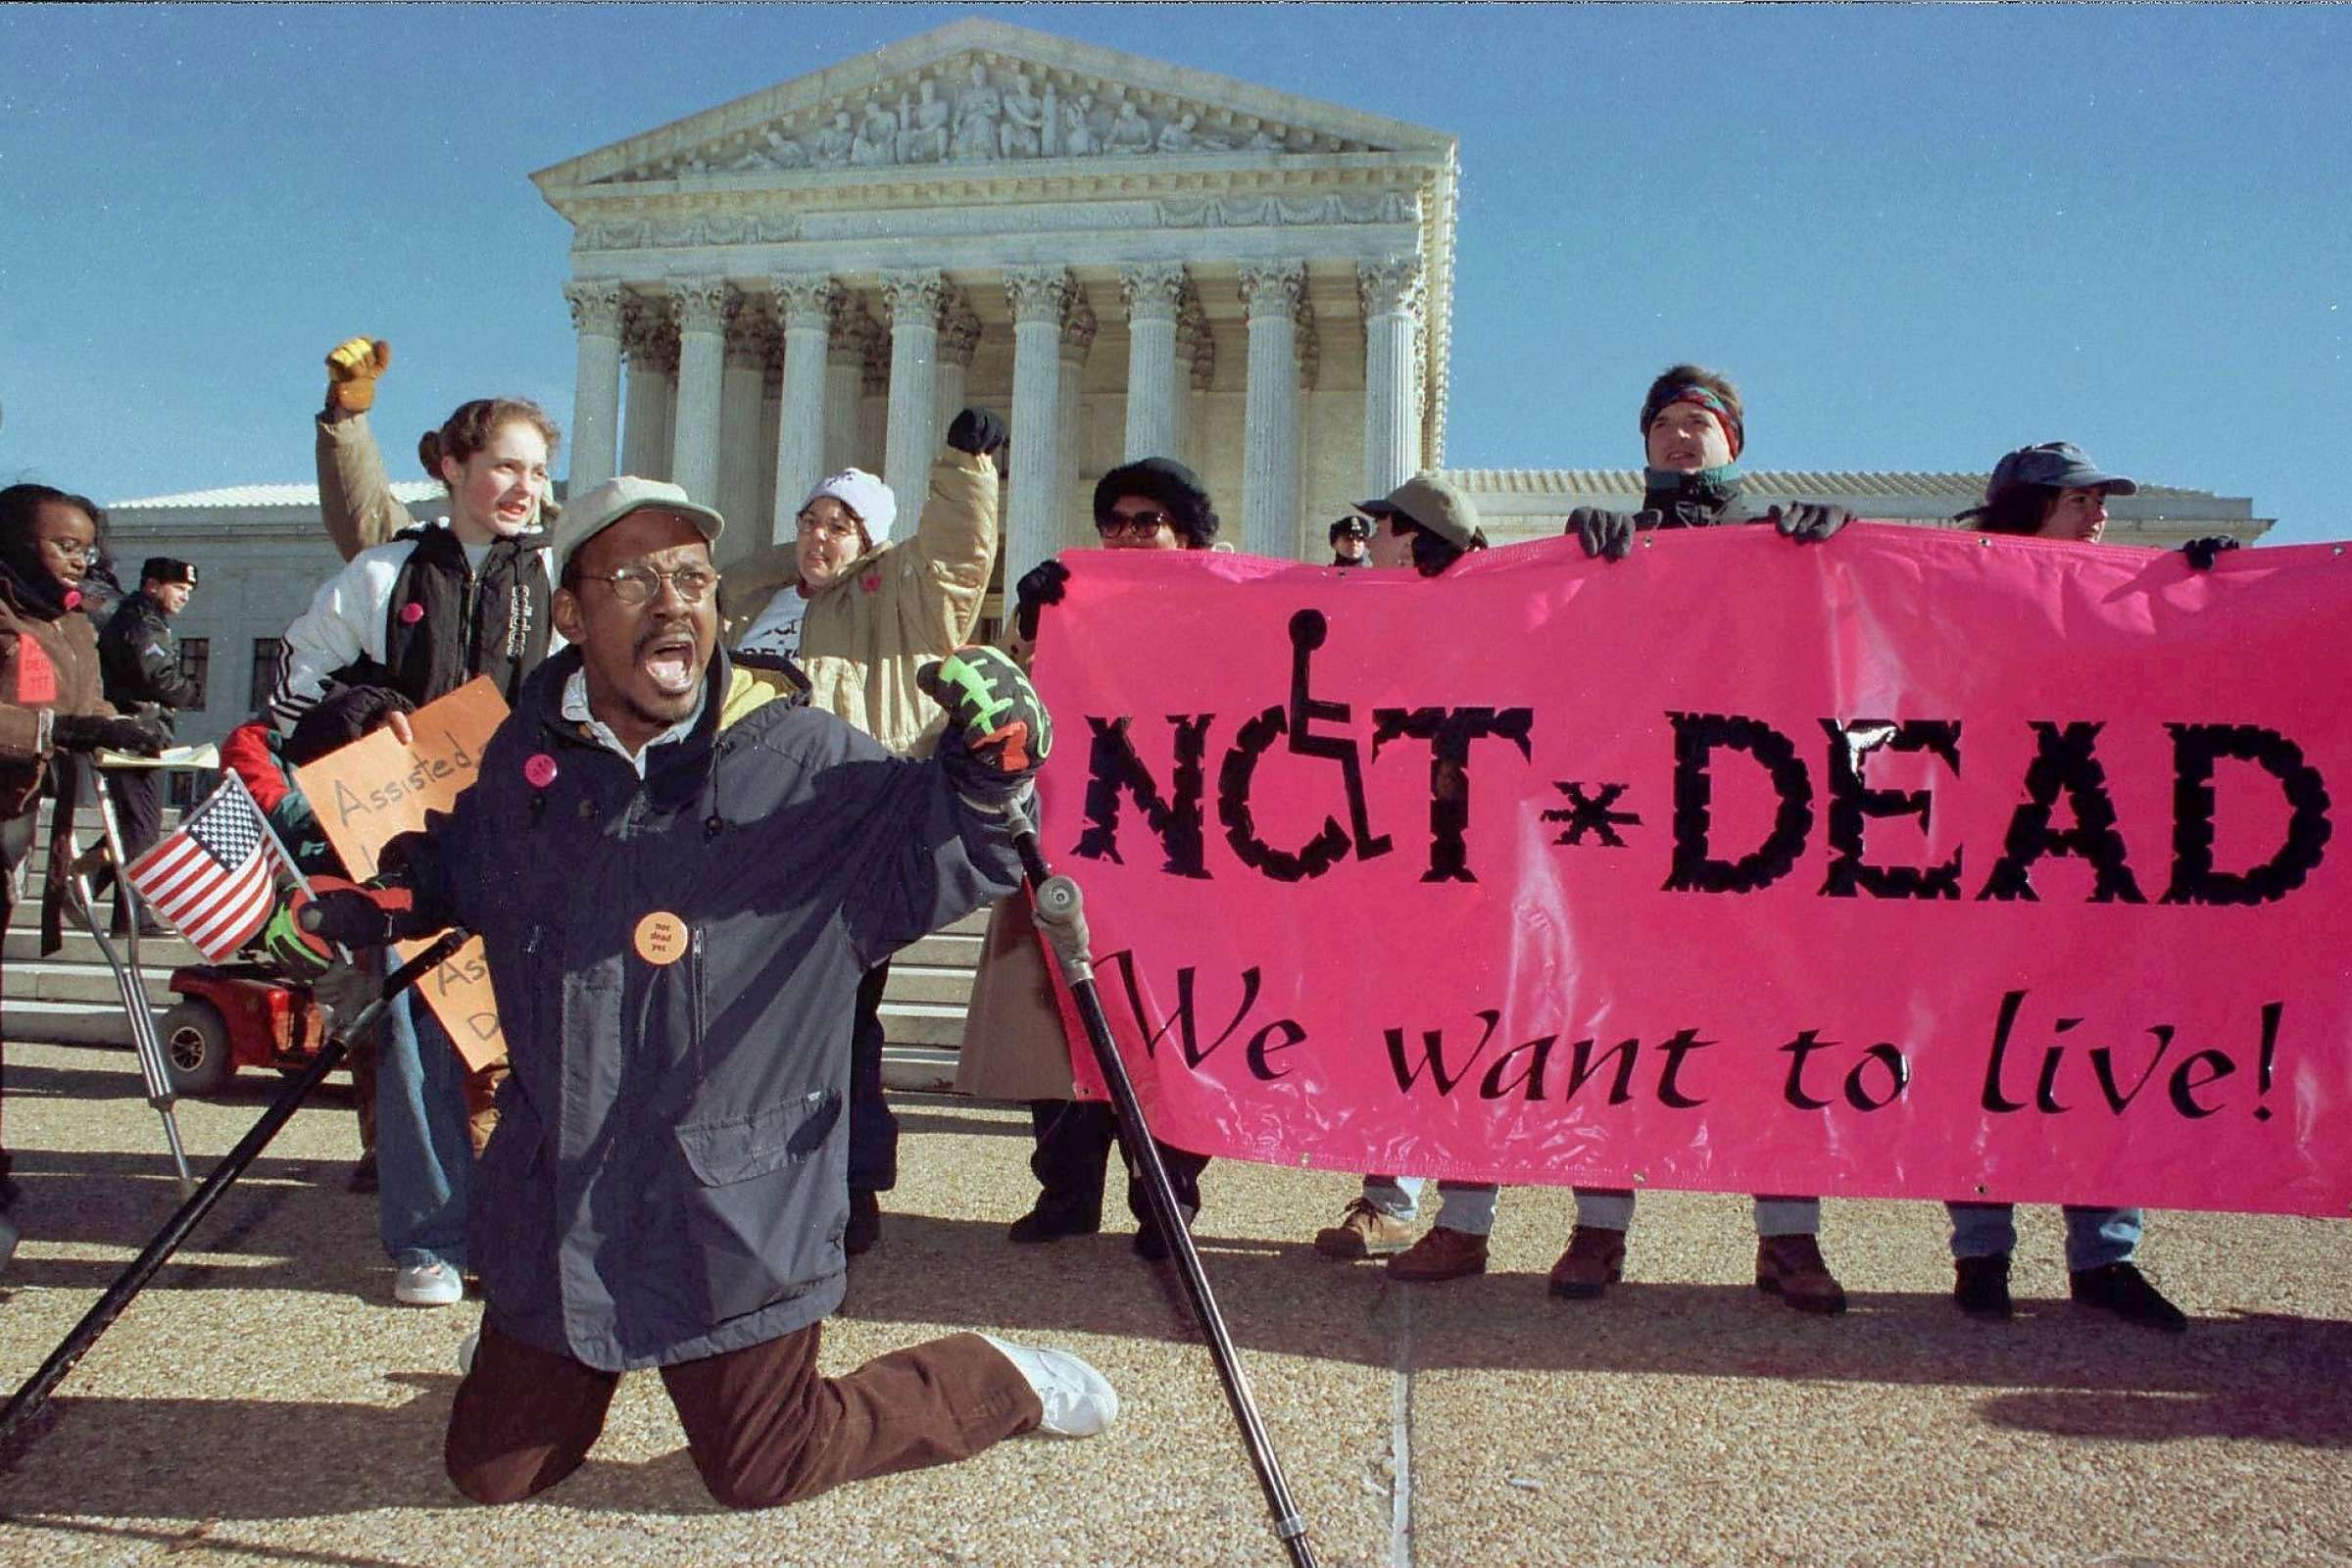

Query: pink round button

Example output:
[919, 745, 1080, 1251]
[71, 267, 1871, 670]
[400, 601, 425, 624]
[523, 754, 558, 789]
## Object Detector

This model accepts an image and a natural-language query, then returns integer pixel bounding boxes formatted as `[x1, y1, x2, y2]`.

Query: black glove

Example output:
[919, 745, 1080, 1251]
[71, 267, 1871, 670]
[53, 711, 170, 757]
[286, 683, 414, 767]
[918, 646, 1053, 796]
[297, 880, 437, 948]
[946, 407, 1008, 463]
[1013, 557, 1070, 644]
[1566, 507, 1638, 563]
[2181, 535, 2241, 571]
[1769, 503, 1852, 544]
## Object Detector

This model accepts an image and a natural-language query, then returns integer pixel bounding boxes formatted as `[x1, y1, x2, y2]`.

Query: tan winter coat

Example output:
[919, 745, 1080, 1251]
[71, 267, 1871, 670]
[952, 626, 1077, 1100]
[720, 449, 998, 759]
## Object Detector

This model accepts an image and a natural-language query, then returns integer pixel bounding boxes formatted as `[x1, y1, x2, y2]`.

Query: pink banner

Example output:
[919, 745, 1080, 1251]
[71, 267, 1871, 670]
[1028, 525, 2352, 1216]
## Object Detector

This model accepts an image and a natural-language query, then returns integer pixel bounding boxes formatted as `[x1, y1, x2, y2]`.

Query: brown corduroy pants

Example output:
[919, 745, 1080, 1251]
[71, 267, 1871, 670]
[445, 1318, 1043, 1509]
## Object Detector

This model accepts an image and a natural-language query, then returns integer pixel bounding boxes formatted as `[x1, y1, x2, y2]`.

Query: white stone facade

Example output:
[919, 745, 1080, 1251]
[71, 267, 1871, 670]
[100, 20, 2272, 755]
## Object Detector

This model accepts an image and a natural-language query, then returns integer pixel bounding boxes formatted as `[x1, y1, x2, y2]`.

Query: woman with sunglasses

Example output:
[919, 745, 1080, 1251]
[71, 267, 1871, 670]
[716, 409, 1009, 1255]
[967, 458, 1222, 1261]
[0, 485, 171, 1271]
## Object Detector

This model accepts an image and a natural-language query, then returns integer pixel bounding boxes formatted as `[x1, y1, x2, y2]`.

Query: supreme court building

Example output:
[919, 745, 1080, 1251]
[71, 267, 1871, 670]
[110, 17, 2270, 755]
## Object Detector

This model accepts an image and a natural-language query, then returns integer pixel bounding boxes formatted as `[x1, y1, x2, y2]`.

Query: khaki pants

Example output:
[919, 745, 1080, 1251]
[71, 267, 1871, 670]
[446, 1317, 1041, 1509]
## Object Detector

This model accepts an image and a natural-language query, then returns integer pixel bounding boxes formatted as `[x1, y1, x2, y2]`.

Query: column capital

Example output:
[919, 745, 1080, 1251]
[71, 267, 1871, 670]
[769, 273, 842, 331]
[1238, 260, 1308, 322]
[1355, 256, 1426, 320]
[622, 297, 679, 373]
[724, 304, 772, 371]
[1118, 262, 1189, 325]
[828, 299, 876, 363]
[1004, 267, 1074, 327]
[563, 278, 627, 337]
[668, 275, 733, 334]
[939, 294, 984, 368]
[880, 268, 951, 328]
[1059, 288, 1098, 363]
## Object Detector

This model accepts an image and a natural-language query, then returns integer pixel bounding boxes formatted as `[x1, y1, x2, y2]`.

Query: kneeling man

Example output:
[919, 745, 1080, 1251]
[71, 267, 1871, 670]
[307, 476, 1111, 1508]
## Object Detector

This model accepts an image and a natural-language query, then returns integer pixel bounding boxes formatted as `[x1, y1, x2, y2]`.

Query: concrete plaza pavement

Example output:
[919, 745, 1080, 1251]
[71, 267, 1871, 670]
[2, 1037, 2349, 1567]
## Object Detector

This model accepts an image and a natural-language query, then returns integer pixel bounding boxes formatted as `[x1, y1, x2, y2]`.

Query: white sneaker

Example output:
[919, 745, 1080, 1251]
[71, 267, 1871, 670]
[395, 1259, 464, 1307]
[457, 1329, 479, 1375]
[980, 1334, 1118, 1438]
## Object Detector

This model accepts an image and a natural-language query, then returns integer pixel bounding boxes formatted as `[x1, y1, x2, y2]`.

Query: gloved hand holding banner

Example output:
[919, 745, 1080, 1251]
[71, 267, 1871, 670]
[1026, 525, 2348, 1215]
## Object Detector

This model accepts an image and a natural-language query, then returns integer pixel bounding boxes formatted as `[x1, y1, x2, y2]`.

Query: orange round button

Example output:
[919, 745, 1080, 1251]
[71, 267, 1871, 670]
[633, 911, 690, 966]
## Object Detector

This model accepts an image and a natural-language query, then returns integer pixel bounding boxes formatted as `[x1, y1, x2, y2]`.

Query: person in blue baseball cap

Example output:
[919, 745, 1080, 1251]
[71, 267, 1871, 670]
[1958, 441, 2140, 544]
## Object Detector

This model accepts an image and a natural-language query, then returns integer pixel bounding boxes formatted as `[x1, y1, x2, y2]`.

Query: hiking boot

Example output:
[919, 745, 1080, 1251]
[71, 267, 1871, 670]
[1754, 1234, 1846, 1314]
[845, 1189, 881, 1256]
[1547, 1226, 1627, 1299]
[1387, 1225, 1489, 1284]
[395, 1258, 465, 1307]
[1132, 1203, 1199, 1261]
[1006, 1199, 1102, 1246]
[980, 1334, 1119, 1438]
[1314, 1198, 1417, 1259]
[1953, 1254, 2014, 1319]
[2070, 1262, 2188, 1333]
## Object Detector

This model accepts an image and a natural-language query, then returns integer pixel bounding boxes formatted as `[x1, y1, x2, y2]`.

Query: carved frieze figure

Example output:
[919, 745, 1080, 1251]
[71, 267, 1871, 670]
[748, 127, 810, 170]
[853, 98, 899, 167]
[999, 70, 1045, 158]
[899, 78, 950, 163]
[1106, 98, 1154, 155]
[1060, 92, 1099, 157]
[1249, 124, 1289, 152]
[810, 109, 855, 168]
[1156, 112, 1200, 154]
[952, 61, 1001, 160]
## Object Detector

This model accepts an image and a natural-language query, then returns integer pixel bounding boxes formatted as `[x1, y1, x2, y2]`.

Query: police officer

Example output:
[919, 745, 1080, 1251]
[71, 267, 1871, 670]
[98, 557, 201, 935]
[1330, 512, 1374, 566]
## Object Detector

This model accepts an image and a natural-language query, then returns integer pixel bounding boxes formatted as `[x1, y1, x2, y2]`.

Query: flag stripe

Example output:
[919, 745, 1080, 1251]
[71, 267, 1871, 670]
[123, 773, 296, 962]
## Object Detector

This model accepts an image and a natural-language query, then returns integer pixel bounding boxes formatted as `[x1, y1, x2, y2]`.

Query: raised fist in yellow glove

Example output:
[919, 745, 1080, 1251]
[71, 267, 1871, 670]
[324, 337, 392, 415]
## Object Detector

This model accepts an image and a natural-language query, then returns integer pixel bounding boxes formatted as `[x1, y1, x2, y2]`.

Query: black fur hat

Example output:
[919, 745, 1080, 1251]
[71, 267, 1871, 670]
[1093, 458, 1220, 548]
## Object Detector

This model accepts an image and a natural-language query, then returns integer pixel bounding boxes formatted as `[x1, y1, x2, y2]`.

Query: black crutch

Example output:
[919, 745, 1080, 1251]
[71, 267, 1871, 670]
[54, 760, 193, 1192]
[1001, 799, 1318, 1568]
[0, 930, 468, 1460]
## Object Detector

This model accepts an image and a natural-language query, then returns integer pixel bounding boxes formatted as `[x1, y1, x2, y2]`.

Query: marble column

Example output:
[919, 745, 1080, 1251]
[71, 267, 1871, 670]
[620, 300, 678, 481]
[880, 269, 949, 514]
[1358, 258, 1425, 499]
[758, 347, 783, 549]
[1239, 260, 1308, 560]
[935, 295, 981, 444]
[770, 274, 838, 540]
[1004, 267, 1073, 592]
[822, 301, 868, 475]
[858, 333, 889, 477]
[1176, 291, 1213, 470]
[1119, 263, 1186, 463]
[1057, 287, 1097, 547]
[562, 279, 625, 493]
[714, 300, 769, 567]
[667, 276, 730, 505]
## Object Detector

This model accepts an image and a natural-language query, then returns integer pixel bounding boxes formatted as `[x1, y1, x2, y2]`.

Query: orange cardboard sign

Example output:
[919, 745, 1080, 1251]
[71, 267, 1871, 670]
[290, 677, 511, 1069]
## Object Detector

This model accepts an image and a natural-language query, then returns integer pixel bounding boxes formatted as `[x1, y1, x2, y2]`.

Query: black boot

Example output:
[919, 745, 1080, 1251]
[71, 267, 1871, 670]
[2070, 1262, 2188, 1332]
[1953, 1254, 2014, 1319]
[845, 1189, 882, 1255]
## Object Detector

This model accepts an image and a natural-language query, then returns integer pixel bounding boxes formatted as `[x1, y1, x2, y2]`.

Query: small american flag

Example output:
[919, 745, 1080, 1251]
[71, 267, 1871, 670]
[124, 773, 297, 961]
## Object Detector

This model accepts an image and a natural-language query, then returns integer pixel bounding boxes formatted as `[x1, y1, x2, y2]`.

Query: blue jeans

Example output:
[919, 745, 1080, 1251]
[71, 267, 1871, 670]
[1946, 1202, 2141, 1271]
[1360, 1176, 1498, 1236]
[1574, 1187, 1820, 1237]
[376, 991, 469, 1272]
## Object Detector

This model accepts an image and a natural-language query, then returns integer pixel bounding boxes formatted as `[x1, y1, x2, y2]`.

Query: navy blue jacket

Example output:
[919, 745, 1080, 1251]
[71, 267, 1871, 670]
[421, 645, 1022, 1370]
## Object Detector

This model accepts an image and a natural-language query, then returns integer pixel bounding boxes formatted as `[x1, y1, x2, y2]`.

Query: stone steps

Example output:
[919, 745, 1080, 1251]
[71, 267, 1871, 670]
[6, 817, 996, 1091]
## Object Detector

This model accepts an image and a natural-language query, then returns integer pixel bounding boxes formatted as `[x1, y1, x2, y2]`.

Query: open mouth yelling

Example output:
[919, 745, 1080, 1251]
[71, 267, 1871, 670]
[637, 630, 701, 697]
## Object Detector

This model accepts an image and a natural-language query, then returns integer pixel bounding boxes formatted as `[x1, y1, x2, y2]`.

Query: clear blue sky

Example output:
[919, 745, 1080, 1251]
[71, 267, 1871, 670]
[4, 4, 2346, 543]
